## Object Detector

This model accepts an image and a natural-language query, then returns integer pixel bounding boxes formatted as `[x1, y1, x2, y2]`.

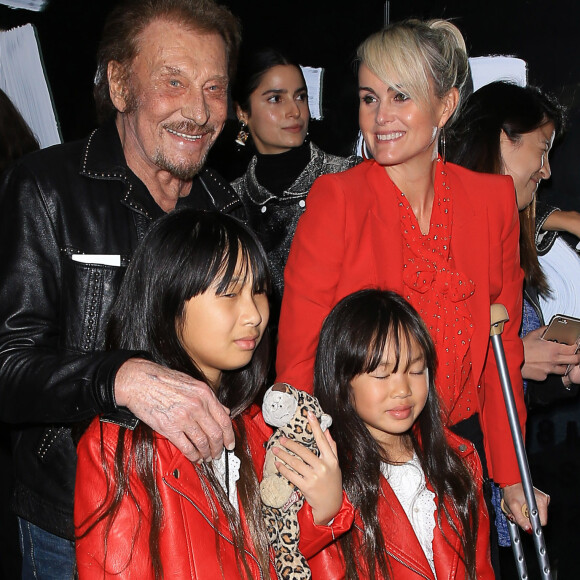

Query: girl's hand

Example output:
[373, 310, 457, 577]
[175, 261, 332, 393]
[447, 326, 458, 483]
[522, 327, 580, 381]
[272, 411, 342, 525]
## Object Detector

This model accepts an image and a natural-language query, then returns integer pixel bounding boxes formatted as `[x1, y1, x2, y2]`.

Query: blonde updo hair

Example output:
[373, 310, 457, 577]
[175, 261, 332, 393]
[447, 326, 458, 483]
[357, 19, 469, 125]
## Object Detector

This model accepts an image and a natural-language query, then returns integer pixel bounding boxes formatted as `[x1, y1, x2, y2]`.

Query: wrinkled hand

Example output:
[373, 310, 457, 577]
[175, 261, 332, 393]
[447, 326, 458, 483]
[502, 483, 550, 532]
[522, 326, 580, 381]
[114, 358, 234, 462]
[272, 412, 342, 525]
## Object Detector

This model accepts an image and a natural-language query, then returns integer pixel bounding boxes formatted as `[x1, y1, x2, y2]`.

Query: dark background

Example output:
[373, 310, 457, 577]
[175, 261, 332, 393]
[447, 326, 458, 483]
[1, 0, 579, 160]
[2, 1, 580, 578]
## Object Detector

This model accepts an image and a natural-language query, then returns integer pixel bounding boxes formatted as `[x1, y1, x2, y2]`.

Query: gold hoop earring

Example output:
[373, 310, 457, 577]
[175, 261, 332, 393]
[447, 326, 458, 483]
[235, 121, 249, 147]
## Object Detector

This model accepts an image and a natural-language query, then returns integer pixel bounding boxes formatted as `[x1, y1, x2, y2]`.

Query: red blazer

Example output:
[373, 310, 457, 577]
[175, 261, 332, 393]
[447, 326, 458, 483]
[75, 406, 354, 579]
[308, 430, 495, 580]
[276, 159, 525, 486]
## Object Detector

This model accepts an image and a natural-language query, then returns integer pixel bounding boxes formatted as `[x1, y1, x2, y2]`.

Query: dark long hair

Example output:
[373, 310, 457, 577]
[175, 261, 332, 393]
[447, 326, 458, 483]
[78, 209, 272, 579]
[94, 0, 241, 122]
[0, 89, 39, 174]
[314, 289, 479, 580]
[231, 47, 304, 115]
[447, 81, 565, 296]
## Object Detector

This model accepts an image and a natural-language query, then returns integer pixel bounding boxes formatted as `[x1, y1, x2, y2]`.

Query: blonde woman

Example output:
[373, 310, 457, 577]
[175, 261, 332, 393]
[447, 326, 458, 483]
[276, 19, 547, 552]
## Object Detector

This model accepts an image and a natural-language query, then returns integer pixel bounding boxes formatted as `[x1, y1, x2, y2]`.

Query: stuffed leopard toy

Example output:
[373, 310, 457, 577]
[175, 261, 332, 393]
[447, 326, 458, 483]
[261, 383, 332, 580]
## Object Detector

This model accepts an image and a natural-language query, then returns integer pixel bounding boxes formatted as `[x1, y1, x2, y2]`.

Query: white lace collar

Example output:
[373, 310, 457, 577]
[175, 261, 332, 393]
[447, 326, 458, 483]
[211, 449, 241, 512]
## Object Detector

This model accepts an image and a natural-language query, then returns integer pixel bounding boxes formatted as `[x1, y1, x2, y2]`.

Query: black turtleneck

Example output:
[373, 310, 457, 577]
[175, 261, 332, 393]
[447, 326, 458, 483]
[254, 141, 311, 196]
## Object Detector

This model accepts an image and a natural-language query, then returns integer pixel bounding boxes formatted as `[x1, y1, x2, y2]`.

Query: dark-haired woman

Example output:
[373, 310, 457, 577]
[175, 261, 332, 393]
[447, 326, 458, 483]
[74, 210, 352, 579]
[310, 289, 494, 579]
[448, 82, 580, 392]
[231, 48, 359, 316]
[448, 81, 580, 544]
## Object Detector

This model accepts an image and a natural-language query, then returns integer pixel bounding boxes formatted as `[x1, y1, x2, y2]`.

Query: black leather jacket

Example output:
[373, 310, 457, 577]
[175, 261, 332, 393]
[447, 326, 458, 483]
[0, 121, 244, 539]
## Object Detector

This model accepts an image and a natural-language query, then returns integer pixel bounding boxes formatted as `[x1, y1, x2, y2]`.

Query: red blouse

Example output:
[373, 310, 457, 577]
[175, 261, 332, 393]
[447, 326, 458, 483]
[396, 163, 476, 425]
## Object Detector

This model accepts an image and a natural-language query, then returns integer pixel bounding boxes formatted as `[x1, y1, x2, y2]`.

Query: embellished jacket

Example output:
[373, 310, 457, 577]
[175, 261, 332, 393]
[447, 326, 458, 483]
[231, 142, 359, 308]
[75, 405, 354, 579]
[0, 120, 244, 539]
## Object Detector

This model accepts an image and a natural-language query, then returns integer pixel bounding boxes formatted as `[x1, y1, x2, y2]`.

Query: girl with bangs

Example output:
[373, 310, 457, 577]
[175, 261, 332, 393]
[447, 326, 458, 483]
[310, 289, 494, 579]
[74, 209, 351, 579]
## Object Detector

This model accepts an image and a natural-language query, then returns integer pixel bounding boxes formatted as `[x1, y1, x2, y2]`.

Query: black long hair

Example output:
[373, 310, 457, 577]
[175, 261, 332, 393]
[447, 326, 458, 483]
[231, 47, 302, 116]
[78, 209, 272, 579]
[447, 81, 565, 296]
[314, 289, 479, 580]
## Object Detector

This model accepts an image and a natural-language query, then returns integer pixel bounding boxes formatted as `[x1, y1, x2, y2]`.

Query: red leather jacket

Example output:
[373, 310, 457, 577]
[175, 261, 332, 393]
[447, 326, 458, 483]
[309, 431, 494, 580]
[75, 405, 354, 579]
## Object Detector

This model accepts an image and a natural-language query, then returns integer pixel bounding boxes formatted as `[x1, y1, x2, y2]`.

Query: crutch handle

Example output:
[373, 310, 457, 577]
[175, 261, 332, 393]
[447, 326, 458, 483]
[490, 303, 509, 335]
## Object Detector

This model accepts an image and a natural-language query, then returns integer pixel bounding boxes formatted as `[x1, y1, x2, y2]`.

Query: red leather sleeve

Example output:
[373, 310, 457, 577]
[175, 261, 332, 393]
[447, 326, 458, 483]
[75, 420, 155, 580]
[297, 490, 354, 559]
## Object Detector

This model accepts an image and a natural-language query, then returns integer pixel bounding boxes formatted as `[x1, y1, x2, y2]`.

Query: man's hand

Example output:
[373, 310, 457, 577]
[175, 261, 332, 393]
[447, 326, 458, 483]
[114, 358, 234, 462]
[502, 482, 550, 532]
[522, 326, 580, 381]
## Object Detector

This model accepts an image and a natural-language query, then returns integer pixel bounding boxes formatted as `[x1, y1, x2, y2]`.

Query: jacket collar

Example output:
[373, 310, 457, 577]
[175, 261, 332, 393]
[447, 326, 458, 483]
[78, 120, 156, 219]
[158, 407, 269, 540]
[242, 141, 324, 204]
[79, 119, 131, 180]
[78, 119, 243, 219]
[375, 470, 463, 580]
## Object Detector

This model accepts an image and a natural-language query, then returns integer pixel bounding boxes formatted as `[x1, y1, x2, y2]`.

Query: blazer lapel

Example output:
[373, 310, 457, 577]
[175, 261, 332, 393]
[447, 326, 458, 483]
[447, 166, 491, 385]
[366, 162, 405, 290]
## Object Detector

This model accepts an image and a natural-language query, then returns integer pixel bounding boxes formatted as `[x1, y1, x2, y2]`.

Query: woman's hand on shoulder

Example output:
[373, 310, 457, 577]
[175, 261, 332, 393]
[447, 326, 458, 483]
[522, 326, 580, 381]
[272, 412, 342, 525]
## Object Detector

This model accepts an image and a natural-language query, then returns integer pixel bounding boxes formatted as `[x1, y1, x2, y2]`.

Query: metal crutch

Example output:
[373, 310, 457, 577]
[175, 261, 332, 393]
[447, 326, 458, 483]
[490, 304, 551, 580]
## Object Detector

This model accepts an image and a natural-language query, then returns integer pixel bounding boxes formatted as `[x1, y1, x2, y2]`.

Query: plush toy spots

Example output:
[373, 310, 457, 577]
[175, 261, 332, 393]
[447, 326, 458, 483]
[261, 383, 332, 580]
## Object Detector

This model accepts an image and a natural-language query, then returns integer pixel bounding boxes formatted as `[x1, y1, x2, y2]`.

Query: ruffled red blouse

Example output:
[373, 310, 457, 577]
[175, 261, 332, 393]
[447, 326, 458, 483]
[396, 162, 477, 425]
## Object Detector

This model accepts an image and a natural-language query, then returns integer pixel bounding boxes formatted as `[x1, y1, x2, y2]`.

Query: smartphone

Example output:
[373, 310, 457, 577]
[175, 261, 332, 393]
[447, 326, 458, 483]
[541, 314, 580, 374]
[541, 314, 580, 345]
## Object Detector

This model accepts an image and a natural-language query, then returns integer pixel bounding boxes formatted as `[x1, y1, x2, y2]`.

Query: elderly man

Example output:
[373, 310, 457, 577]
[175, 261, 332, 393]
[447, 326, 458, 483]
[0, 1, 243, 577]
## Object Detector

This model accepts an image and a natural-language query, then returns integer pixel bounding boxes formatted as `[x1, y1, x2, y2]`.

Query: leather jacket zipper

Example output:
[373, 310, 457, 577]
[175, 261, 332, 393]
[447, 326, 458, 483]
[353, 524, 432, 580]
[162, 477, 265, 580]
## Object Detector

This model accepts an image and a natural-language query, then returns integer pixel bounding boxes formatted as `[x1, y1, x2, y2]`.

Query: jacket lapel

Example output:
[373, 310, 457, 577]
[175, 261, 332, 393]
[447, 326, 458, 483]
[446, 165, 491, 386]
[378, 478, 435, 579]
[159, 440, 236, 539]
[366, 162, 405, 289]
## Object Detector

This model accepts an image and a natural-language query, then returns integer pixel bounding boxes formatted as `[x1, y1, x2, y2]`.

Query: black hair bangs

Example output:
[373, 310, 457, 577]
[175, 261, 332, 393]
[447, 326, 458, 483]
[211, 224, 272, 298]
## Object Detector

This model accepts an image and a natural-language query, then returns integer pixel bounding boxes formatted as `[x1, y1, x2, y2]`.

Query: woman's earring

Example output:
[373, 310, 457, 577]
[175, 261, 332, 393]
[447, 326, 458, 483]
[235, 121, 249, 147]
[440, 126, 447, 164]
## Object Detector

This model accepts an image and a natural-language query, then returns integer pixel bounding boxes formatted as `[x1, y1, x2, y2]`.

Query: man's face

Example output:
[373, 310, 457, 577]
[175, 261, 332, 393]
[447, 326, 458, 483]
[113, 19, 229, 182]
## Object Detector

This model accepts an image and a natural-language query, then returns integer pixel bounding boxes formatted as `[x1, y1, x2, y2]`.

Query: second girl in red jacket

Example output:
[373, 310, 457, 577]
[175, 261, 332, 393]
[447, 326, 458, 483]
[311, 289, 494, 579]
[74, 210, 352, 579]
